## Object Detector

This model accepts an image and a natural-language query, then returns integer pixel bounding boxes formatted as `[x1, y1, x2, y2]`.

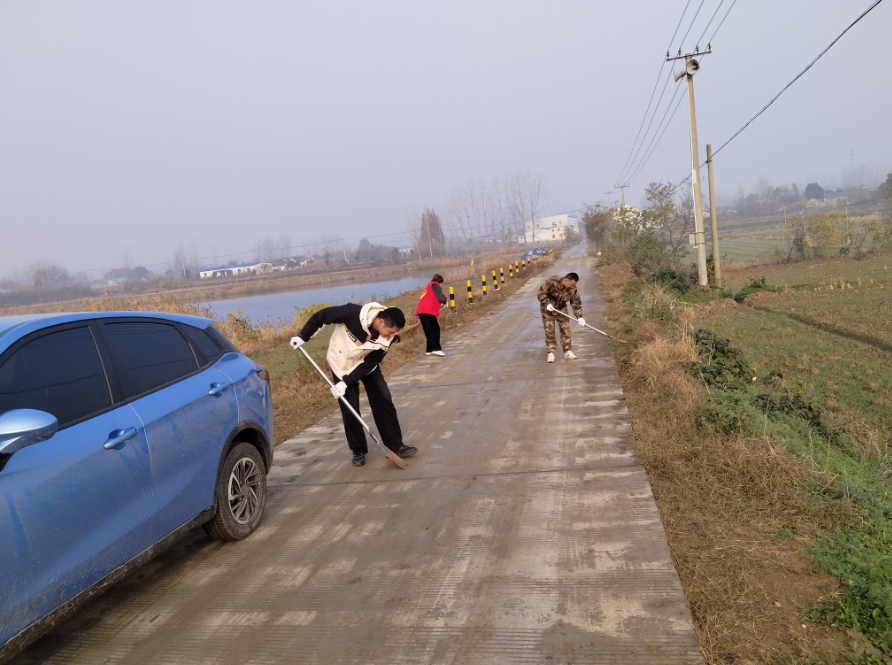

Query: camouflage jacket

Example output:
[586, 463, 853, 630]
[537, 275, 583, 317]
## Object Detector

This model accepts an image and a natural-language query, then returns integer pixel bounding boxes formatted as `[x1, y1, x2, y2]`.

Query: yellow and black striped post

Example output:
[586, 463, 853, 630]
[515, 260, 519, 272]
[481, 274, 487, 296]
[509, 265, 513, 278]
[466, 280, 473, 304]
[448, 286, 455, 310]
[492, 270, 498, 290]
[499, 267, 505, 285]
[522, 259, 526, 271]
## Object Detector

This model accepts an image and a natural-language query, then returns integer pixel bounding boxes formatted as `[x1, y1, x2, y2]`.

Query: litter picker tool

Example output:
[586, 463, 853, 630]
[546, 304, 628, 344]
[296, 345, 407, 469]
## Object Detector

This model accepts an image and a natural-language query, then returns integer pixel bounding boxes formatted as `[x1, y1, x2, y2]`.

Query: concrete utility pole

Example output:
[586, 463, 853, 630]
[614, 184, 630, 209]
[706, 143, 722, 287]
[603, 190, 614, 208]
[669, 47, 711, 287]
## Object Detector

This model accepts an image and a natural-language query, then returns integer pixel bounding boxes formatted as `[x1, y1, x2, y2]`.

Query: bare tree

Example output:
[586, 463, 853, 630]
[31, 262, 70, 289]
[172, 244, 189, 278]
[277, 234, 292, 261]
[253, 237, 276, 263]
[404, 206, 424, 255]
[506, 169, 546, 240]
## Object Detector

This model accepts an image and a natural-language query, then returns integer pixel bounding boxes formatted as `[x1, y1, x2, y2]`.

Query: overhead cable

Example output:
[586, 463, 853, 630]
[614, 0, 692, 184]
[669, 0, 884, 195]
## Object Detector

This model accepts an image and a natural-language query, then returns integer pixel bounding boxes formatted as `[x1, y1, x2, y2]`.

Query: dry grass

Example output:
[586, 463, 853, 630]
[599, 262, 860, 664]
[74, 293, 215, 318]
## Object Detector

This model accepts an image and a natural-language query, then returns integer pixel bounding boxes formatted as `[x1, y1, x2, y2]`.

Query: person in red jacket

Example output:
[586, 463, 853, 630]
[415, 274, 448, 356]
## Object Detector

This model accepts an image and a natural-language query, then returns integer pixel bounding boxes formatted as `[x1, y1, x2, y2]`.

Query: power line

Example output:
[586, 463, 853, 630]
[626, 89, 688, 184]
[695, 0, 724, 49]
[707, 0, 737, 45]
[614, 0, 692, 184]
[669, 0, 884, 195]
[618, 71, 676, 184]
[677, 0, 706, 51]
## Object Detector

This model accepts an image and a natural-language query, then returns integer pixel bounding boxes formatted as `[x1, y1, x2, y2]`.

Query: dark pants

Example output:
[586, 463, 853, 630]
[418, 313, 441, 353]
[333, 368, 404, 455]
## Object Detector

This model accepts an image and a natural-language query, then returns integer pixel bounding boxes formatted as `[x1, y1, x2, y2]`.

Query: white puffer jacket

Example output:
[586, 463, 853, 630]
[297, 302, 398, 385]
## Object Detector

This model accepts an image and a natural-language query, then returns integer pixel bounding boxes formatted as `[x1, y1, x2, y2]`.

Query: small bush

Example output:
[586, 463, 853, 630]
[733, 276, 779, 303]
[683, 329, 756, 389]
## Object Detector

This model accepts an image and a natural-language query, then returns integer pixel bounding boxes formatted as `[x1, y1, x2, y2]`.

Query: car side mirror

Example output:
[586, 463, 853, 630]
[0, 409, 59, 456]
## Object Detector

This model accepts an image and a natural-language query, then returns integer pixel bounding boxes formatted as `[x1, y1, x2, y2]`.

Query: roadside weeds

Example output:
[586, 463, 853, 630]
[599, 261, 892, 664]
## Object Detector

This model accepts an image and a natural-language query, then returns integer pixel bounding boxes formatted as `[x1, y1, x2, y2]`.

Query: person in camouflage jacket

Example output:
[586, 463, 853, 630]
[536, 272, 586, 362]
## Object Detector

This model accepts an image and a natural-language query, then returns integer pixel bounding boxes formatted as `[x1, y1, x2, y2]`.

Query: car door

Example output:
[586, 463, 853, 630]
[0, 324, 156, 644]
[99, 320, 239, 538]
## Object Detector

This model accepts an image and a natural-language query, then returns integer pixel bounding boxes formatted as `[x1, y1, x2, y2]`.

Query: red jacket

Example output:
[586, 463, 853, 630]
[415, 282, 446, 317]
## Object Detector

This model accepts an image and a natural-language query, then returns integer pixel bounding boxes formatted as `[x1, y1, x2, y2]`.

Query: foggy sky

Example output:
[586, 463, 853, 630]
[1, 0, 889, 278]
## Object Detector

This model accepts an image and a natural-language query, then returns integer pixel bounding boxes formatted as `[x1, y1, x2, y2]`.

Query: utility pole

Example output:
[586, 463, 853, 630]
[603, 190, 614, 208]
[614, 184, 630, 209]
[706, 144, 721, 288]
[669, 46, 711, 287]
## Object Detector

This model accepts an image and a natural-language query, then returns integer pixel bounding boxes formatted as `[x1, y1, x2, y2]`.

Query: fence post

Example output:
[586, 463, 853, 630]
[482, 274, 487, 296]
[466, 280, 473, 304]
[448, 287, 455, 310]
[499, 268, 504, 285]
[492, 270, 498, 290]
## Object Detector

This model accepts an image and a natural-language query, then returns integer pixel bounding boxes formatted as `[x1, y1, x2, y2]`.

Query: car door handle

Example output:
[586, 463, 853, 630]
[104, 427, 138, 450]
[208, 382, 232, 396]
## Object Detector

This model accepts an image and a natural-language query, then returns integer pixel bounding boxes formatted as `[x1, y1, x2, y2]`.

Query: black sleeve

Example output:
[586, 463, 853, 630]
[341, 350, 387, 386]
[339, 334, 400, 386]
[431, 283, 448, 304]
[298, 304, 362, 342]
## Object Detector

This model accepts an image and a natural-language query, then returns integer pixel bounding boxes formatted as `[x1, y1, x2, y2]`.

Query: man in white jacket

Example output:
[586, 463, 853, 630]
[291, 302, 417, 467]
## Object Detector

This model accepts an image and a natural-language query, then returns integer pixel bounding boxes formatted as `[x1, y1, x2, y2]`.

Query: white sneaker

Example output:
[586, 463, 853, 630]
[564, 350, 577, 360]
[431, 350, 446, 356]
[425, 352, 432, 355]
[546, 352, 555, 363]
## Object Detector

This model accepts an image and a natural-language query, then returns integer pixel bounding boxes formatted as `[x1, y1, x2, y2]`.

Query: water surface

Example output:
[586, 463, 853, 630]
[199, 275, 429, 324]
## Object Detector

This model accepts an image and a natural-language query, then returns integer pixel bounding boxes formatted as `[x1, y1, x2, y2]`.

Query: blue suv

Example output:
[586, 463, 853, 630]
[0, 312, 273, 660]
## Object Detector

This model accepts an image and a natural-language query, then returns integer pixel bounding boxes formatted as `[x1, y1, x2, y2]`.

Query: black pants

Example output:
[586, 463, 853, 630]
[333, 368, 404, 455]
[418, 313, 441, 353]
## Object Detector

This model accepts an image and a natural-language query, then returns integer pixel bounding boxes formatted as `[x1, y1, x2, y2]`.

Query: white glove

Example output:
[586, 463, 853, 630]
[330, 381, 347, 398]
[577, 318, 586, 327]
[546, 303, 554, 312]
[290, 336, 305, 349]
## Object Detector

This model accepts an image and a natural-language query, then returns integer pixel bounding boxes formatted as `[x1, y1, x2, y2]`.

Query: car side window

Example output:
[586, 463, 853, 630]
[182, 326, 222, 366]
[104, 322, 198, 396]
[0, 327, 112, 428]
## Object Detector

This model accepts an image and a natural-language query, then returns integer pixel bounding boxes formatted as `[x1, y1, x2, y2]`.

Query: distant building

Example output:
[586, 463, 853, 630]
[398, 247, 415, 257]
[199, 262, 270, 279]
[518, 214, 579, 244]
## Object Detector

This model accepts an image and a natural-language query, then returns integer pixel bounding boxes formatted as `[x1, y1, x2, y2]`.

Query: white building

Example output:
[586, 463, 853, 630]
[199, 262, 271, 279]
[518, 214, 579, 245]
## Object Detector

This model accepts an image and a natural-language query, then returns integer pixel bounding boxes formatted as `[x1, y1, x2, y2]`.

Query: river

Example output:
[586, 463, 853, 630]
[198, 274, 429, 325]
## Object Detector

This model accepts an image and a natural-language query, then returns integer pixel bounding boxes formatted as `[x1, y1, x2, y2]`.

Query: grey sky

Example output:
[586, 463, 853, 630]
[1, 1, 889, 278]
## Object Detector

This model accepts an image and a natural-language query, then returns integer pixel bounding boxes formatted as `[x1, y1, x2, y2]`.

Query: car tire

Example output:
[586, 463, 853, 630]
[204, 442, 267, 541]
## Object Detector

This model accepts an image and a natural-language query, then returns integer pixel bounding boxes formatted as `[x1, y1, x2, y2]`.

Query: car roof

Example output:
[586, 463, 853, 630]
[0, 311, 214, 344]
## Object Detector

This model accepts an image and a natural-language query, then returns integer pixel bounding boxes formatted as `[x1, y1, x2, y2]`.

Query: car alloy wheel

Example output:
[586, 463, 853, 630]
[227, 457, 261, 525]
[204, 441, 267, 541]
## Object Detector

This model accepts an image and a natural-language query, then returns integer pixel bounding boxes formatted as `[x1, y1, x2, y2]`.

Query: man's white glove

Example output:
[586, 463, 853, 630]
[290, 336, 305, 349]
[577, 318, 586, 327]
[330, 381, 347, 398]
[546, 303, 554, 312]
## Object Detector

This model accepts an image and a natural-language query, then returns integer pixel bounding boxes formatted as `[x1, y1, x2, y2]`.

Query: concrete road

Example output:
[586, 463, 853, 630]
[11, 257, 703, 664]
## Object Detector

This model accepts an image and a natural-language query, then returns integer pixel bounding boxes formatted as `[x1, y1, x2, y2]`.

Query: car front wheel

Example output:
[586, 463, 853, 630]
[204, 442, 267, 541]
